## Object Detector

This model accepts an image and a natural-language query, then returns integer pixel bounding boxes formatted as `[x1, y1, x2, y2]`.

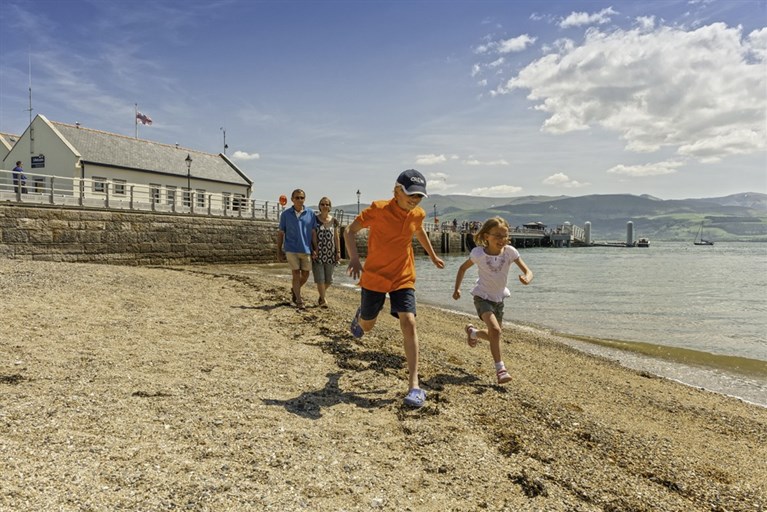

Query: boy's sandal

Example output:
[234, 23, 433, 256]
[403, 388, 426, 408]
[350, 307, 364, 338]
[496, 368, 512, 385]
[465, 324, 478, 348]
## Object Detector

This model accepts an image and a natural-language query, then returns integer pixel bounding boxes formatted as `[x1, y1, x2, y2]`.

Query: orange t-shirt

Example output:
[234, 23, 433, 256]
[358, 198, 425, 293]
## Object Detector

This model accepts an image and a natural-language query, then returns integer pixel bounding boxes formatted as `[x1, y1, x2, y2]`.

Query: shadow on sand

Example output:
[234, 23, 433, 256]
[262, 372, 395, 420]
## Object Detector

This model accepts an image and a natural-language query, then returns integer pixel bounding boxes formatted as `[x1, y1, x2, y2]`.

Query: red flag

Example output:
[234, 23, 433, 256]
[136, 112, 153, 125]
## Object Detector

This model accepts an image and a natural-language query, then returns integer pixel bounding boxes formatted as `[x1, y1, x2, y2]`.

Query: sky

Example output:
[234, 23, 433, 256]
[0, 0, 765, 206]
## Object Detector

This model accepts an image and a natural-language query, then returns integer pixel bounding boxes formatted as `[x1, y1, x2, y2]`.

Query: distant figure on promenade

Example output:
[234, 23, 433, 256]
[312, 196, 340, 308]
[277, 189, 317, 309]
[12, 161, 27, 194]
[345, 169, 445, 408]
[452, 216, 533, 385]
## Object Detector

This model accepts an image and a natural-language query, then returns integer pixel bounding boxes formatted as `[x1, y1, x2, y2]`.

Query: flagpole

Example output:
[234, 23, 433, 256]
[135, 103, 138, 138]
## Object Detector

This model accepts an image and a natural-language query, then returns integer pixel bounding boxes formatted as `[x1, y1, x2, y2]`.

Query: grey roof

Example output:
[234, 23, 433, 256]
[50, 121, 252, 186]
[0, 132, 19, 152]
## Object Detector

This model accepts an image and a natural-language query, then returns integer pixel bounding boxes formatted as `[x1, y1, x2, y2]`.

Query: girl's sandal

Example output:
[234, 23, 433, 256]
[465, 324, 478, 348]
[496, 368, 512, 384]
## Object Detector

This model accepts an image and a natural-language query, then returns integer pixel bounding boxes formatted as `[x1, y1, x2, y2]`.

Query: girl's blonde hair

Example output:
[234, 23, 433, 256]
[474, 216, 510, 247]
[318, 196, 332, 208]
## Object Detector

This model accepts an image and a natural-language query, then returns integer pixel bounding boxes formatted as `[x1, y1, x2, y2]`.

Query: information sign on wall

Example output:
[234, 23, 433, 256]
[31, 155, 45, 169]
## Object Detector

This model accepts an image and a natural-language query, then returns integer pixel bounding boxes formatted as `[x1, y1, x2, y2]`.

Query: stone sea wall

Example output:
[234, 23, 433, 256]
[0, 204, 468, 265]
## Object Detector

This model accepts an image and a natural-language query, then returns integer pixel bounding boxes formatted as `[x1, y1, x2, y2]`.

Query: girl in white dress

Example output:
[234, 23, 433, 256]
[452, 217, 533, 384]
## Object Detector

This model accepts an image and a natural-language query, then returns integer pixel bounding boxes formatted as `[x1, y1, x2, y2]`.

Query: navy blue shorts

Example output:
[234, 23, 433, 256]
[359, 287, 416, 320]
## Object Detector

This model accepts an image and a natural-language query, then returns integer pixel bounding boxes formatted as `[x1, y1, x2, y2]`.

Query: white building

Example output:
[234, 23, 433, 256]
[2, 114, 252, 211]
[0, 132, 18, 162]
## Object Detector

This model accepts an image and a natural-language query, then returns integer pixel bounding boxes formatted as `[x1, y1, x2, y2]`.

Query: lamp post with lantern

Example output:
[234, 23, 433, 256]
[356, 189, 361, 214]
[185, 154, 193, 207]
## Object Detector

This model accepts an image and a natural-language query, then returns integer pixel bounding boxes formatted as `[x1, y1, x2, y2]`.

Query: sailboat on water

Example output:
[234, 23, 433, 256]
[694, 221, 714, 246]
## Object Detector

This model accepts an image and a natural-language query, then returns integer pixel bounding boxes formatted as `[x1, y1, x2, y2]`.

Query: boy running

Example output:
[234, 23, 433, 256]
[345, 169, 445, 408]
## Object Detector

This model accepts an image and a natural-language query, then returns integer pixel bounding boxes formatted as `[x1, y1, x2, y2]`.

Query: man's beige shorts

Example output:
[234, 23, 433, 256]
[286, 252, 312, 271]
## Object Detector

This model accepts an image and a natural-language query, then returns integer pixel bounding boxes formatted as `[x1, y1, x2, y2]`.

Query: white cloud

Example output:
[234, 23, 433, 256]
[488, 57, 505, 68]
[416, 154, 448, 165]
[497, 34, 537, 53]
[747, 27, 767, 61]
[231, 150, 260, 161]
[463, 158, 509, 166]
[542, 172, 588, 188]
[677, 129, 765, 163]
[502, 22, 767, 164]
[606, 161, 683, 177]
[425, 172, 455, 193]
[560, 7, 618, 28]
[635, 16, 655, 31]
[474, 34, 536, 57]
[470, 184, 523, 196]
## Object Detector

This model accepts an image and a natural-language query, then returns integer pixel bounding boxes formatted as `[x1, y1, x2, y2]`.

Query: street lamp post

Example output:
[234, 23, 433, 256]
[433, 203, 437, 229]
[185, 153, 193, 207]
[356, 189, 361, 214]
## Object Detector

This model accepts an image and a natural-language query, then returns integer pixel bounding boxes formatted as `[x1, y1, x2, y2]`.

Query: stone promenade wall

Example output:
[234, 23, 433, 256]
[0, 204, 281, 265]
[0, 204, 466, 265]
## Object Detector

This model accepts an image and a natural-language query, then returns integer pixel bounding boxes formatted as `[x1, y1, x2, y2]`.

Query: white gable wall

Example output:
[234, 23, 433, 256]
[3, 116, 80, 193]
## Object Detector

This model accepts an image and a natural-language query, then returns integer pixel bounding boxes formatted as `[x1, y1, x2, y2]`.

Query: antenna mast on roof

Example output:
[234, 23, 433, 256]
[27, 50, 34, 154]
[221, 126, 228, 155]
[27, 52, 33, 125]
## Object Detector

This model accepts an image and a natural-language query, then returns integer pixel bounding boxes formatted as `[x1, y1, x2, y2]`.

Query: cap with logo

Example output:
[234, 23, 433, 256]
[396, 169, 428, 197]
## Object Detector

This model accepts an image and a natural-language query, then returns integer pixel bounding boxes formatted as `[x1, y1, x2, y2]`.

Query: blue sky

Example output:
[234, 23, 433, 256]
[1, 0, 765, 206]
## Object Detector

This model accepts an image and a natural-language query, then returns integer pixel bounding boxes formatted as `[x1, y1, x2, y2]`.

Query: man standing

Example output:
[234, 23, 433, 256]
[277, 189, 317, 309]
[12, 161, 27, 194]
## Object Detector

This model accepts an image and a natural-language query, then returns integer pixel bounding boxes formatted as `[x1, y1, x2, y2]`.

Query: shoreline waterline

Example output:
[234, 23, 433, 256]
[329, 273, 767, 407]
[420, 300, 767, 408]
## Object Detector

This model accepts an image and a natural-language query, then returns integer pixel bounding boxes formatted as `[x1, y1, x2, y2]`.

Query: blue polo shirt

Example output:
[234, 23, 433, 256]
[279, 206, 316, 254]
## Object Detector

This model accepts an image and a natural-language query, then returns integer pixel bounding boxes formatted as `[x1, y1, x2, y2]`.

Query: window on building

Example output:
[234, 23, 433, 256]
[33, 177, 45, 193]
[196, 189, 206, 208]
[114, 179, 126, 196]
[166, 186, 176, 206]
[222, 192, 231, 211]
[150, 184, 161, 204]
[93, 177, 107, 194]
[183, 188, 191, 207]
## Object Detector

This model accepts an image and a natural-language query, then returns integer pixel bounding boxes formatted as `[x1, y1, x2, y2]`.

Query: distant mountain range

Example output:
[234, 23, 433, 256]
[336, 192, 767, 242]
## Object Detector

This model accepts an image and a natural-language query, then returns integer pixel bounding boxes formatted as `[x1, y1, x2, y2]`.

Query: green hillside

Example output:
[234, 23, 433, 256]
[335, 192, 766, 241]
[429, 192, 767, 242]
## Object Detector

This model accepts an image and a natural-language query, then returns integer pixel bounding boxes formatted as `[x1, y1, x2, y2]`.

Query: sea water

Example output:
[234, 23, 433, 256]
[336, 241, 767, 406]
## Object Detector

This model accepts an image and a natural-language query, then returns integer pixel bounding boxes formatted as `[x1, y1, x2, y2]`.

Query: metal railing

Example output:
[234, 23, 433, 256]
[0, 169, 447, 229]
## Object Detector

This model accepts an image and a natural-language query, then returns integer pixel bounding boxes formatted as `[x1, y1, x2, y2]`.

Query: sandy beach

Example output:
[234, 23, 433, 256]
[1, 259, 765, 511]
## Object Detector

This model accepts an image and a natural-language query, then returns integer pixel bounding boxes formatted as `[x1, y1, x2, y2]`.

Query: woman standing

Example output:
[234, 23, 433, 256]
[312, 196, 341, 307]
